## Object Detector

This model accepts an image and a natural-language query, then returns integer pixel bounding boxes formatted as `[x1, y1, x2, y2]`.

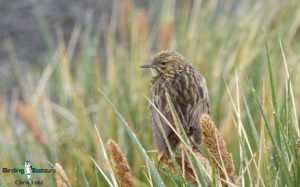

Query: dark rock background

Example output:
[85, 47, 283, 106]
[0, 0, 150, 94]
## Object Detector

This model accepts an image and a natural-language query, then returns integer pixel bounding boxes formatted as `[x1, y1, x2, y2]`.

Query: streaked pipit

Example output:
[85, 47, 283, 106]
[140, 50, 210, 160]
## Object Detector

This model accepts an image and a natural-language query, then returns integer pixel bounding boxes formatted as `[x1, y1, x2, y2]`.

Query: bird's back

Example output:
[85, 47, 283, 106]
[149, 64, 209, 154]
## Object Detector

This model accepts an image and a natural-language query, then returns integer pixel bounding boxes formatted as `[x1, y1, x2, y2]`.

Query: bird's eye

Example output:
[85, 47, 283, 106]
[161, 61, 167, 65]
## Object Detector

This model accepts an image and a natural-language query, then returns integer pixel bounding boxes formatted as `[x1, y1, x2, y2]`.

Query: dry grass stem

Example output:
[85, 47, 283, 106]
[136, 9, 148, 39]
[160, 21, 173, 50]
[15, 101, 46, 145]
[161, 151, 211, 185]
[119, 0, 131, 46]
[55, 163, 71, 187]
[297, 137, 300, 159]
[200, 114, 239, 185]
[108, 139, 134, 187]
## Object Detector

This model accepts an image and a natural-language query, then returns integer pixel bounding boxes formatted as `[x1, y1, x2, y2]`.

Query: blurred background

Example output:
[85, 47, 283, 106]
[0, 0, 150, 94]
[0, 0, 299, 186]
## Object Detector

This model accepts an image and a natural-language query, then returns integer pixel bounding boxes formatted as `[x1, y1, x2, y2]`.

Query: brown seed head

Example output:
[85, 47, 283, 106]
[15, 101, 46, 145]
[55, 163, 71, 187]
[200, 114, 239, 185]
[108, 139, 134, 187]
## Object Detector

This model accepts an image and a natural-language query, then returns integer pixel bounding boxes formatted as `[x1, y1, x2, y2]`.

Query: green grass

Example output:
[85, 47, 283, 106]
[1, 0, 300, 186]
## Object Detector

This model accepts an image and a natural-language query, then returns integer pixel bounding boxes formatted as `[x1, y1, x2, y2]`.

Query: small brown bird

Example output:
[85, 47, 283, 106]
[140, 50, 210, 160]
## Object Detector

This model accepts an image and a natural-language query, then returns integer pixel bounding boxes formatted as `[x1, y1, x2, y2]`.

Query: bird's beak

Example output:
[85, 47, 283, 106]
[139, 62, 155, 68]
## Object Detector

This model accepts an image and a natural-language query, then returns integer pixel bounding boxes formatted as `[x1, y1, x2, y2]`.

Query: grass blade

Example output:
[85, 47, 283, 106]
[242, 91, 260, 150]
[249, 80, 293, 186]
[76, 158, 90, 187]
[264, 31, 281, 146]
[99, 89, 166, 187]
[165, 93, 209, 186]
[91, 157, 114, 187]
[94, 125, 118, 187]
[0, 176, 7, 187]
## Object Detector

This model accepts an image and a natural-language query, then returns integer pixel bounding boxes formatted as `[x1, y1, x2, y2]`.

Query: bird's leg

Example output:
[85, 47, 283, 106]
[157, 152, 166, 169]
[188, 136, 202, 155]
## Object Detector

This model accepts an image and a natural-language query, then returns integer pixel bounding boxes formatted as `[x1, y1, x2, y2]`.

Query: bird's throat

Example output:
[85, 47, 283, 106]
[150, 68, 159, 77]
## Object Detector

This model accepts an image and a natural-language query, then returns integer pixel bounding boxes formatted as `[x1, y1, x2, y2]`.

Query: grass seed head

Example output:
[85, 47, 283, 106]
[200, 114, 239, 185]
[55, 163, 70, 187]
[108, 139, 134, 187]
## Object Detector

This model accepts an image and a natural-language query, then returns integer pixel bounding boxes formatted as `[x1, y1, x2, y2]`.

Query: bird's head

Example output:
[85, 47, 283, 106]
[140, 50, 188, 77]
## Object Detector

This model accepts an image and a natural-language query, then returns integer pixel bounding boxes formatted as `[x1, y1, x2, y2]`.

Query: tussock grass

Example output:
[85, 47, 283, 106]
[1, 0, 300, 186]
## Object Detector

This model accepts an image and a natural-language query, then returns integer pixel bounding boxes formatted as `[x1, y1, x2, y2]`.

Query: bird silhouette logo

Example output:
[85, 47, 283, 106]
[24, 161, 32, 179]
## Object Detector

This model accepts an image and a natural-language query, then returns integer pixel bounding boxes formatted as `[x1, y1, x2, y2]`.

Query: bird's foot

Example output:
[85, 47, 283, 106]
[188, 137, 203, 155]
[157, 152, 166, 169]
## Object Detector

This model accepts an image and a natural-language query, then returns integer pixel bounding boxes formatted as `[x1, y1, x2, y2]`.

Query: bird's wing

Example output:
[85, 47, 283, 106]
[188, 77, 210, 144]
[150, 92, 173, 155]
